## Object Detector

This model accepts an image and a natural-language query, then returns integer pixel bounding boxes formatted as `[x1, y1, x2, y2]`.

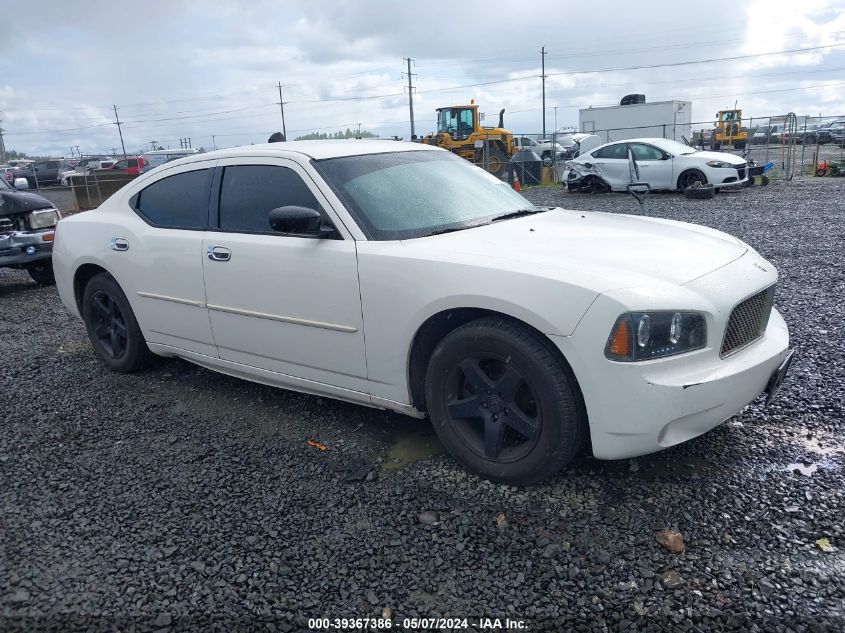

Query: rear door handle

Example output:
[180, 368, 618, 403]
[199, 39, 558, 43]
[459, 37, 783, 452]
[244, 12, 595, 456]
[207, 245, 231, 262]
[110, 237, 129, 251]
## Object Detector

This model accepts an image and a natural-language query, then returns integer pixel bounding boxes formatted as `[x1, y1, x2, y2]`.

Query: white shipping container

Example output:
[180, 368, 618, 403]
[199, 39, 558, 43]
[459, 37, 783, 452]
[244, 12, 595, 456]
[579, 101, 692, 144]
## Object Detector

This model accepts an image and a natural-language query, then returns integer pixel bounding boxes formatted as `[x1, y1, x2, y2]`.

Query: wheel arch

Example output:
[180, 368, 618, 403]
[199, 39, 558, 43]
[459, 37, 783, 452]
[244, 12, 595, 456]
[406, 307, 587, 422]
[73, 262, 112, 315]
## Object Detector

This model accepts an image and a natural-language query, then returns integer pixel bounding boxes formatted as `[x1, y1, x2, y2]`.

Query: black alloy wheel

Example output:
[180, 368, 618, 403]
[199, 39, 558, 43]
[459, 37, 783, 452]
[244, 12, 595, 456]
[82, 272, 154, 372]
[90, 290, 128, 359]
[445, 356, 541, 463]
[425, 317, 585, 484]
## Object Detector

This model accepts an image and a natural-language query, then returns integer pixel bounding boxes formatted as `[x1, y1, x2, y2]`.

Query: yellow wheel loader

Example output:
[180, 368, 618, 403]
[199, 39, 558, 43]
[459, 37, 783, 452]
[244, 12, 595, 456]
[712, 109, 749, 150]
[422, 100, 515, 176]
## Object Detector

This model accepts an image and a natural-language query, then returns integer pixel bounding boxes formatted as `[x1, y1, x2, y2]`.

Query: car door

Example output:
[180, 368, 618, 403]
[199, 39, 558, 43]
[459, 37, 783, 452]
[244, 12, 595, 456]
[120, 161, 218, 357]
[589, 143, 629, 189]
[629, 142, 675, 190]
[201, 157, 368, 394]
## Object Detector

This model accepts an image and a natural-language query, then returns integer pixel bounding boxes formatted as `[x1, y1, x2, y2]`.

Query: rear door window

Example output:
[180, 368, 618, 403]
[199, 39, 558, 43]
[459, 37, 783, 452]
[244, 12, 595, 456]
[135, 168, 212, 229]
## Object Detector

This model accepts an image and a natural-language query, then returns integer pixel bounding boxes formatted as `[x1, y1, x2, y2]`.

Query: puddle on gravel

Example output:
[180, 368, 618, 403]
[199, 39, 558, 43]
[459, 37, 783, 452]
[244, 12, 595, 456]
[782, 436, 844, 477]
[383, 421, 444, 472]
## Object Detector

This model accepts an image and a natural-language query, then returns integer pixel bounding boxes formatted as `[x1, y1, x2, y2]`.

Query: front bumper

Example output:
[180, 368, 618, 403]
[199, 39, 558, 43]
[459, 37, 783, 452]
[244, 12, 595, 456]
[0, 230, 55, 267]
[552, 254, 789, 460]
[710, 165, 749, 188]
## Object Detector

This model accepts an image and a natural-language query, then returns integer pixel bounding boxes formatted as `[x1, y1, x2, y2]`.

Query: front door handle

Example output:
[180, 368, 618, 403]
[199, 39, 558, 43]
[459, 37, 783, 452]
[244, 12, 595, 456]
[110, 237, 129, 251]
[207, 245, 231, 262]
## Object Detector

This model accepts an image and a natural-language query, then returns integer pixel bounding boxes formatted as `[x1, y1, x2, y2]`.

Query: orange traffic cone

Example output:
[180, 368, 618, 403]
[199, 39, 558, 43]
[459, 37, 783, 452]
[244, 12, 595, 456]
[513, 172, 522, 192]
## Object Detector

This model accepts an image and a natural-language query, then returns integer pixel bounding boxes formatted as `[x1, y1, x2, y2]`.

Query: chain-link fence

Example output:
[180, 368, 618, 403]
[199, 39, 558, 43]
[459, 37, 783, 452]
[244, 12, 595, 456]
[436, 113, 845, 186]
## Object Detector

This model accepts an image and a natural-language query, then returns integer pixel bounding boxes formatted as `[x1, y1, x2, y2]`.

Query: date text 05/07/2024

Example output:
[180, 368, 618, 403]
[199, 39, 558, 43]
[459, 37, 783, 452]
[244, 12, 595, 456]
[308, 617, 527, 630]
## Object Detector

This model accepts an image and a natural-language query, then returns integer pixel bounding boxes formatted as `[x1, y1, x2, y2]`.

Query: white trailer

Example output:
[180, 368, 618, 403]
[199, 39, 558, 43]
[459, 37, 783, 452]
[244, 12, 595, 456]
[579, 101, 692, 144]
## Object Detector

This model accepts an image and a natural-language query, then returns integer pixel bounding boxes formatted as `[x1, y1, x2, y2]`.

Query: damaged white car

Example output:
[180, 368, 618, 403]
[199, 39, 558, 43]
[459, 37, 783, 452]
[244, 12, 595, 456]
[563, 138, 749, 193]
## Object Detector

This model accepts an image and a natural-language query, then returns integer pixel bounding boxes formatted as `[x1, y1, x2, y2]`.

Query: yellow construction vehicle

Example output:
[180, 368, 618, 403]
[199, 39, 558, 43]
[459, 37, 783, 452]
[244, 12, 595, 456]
[421, 100, 515, 176]
[711, 109, 748, 150]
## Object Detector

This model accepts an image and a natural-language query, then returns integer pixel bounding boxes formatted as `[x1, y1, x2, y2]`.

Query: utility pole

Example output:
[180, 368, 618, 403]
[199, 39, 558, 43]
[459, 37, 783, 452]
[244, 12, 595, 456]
[212, 135, 217, 150]
[113, 105, 127, 158]
[277, 81, 287, 139]
[541, 47, 547, 139]
[150, 140, 158, 151]
[0, 120, 6, 165]
[403, 57, 416, 139]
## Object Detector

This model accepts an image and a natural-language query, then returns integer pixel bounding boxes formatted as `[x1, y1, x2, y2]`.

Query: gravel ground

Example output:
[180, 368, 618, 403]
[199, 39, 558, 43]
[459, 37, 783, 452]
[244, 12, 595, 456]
[1, 178, 844, 631]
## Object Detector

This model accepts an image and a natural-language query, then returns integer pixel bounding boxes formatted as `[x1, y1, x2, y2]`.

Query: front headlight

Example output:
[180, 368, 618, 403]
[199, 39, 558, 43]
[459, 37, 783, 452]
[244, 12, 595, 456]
[28, 209, 60, 229]
[706, 160, 735, 169]
[605, 312, 706, 361]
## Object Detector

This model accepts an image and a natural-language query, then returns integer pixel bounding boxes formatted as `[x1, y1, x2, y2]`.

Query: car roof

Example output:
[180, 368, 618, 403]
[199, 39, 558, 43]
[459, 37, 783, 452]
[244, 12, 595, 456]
[191, 140, 441, 162]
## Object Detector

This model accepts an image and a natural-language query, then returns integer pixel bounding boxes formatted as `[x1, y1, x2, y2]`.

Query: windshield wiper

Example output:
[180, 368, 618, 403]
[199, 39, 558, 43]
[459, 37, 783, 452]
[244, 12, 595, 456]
[426, 224, 478, 236]
[489, 208, 545, 223]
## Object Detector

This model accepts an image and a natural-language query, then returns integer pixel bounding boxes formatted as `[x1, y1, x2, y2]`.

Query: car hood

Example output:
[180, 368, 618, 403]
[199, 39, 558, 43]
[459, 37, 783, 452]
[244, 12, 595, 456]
[680, 150, 746, 165]
[406, 209, 748, 292]
[0, 190, 54, 214]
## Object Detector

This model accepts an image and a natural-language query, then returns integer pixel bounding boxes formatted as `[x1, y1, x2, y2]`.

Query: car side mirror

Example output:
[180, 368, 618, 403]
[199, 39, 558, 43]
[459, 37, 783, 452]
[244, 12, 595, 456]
[269, 206, 335, 238]
[13, 177, 29, 190]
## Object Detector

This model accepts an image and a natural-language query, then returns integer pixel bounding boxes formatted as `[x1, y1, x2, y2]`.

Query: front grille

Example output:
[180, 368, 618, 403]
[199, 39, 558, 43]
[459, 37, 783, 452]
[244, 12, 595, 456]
[737, 167, 746, 179]
[721, 285, 776, 357]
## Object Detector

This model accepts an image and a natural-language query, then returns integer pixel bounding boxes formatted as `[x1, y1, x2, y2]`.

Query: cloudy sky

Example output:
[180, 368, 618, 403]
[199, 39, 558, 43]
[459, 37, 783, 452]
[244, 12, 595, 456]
[1, 0, 844, 156]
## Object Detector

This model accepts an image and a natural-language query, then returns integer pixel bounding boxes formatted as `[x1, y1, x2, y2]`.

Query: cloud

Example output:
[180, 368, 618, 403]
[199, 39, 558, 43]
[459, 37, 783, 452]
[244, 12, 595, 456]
[1, 0, 843, 155]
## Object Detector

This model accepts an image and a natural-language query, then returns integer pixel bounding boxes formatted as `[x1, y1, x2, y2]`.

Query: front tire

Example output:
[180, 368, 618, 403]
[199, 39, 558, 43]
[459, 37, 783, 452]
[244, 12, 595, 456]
[678, 169, 707, 191]
[425, 317, 585, 485]
[26, 261, 55, 285]
[82, 273, 154, 373]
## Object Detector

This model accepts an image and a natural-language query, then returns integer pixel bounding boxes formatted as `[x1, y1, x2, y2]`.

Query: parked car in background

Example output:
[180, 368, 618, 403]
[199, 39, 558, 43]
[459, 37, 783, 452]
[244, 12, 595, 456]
[751, 126, 772, 144]
[788, 123, 823, 145]
[96, 157, 146, 175]
[563, 138, 748, 192]
[0, 173, 61, 284]
[512, 136, 543, 153]
[60, 159, 117, 185]
[819, 121, 845, 145]
[12, 160, 68, 187]
[53, 140, 791, 484]
[140, 148, 200, 173]
[1, 166, 16, 182]
[768, 124, 787, 144]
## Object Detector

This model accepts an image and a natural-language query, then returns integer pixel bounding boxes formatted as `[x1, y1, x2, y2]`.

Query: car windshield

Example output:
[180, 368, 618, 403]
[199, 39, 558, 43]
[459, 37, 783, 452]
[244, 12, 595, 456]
[655, 139, 698, 155]
[316, 150, 537, 240]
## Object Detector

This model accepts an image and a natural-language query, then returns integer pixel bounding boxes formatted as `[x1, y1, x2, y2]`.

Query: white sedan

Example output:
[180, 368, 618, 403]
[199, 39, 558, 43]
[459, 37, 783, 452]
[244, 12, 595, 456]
[563, 137, 749, 192]
[53, 141, 791, 484]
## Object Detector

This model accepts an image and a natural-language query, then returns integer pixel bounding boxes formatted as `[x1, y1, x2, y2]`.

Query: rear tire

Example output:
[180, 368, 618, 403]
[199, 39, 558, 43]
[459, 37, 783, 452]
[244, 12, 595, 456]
[425, 317, 585, 485]
[82, 273, 154, 373]
[26, 261, 55, 285]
